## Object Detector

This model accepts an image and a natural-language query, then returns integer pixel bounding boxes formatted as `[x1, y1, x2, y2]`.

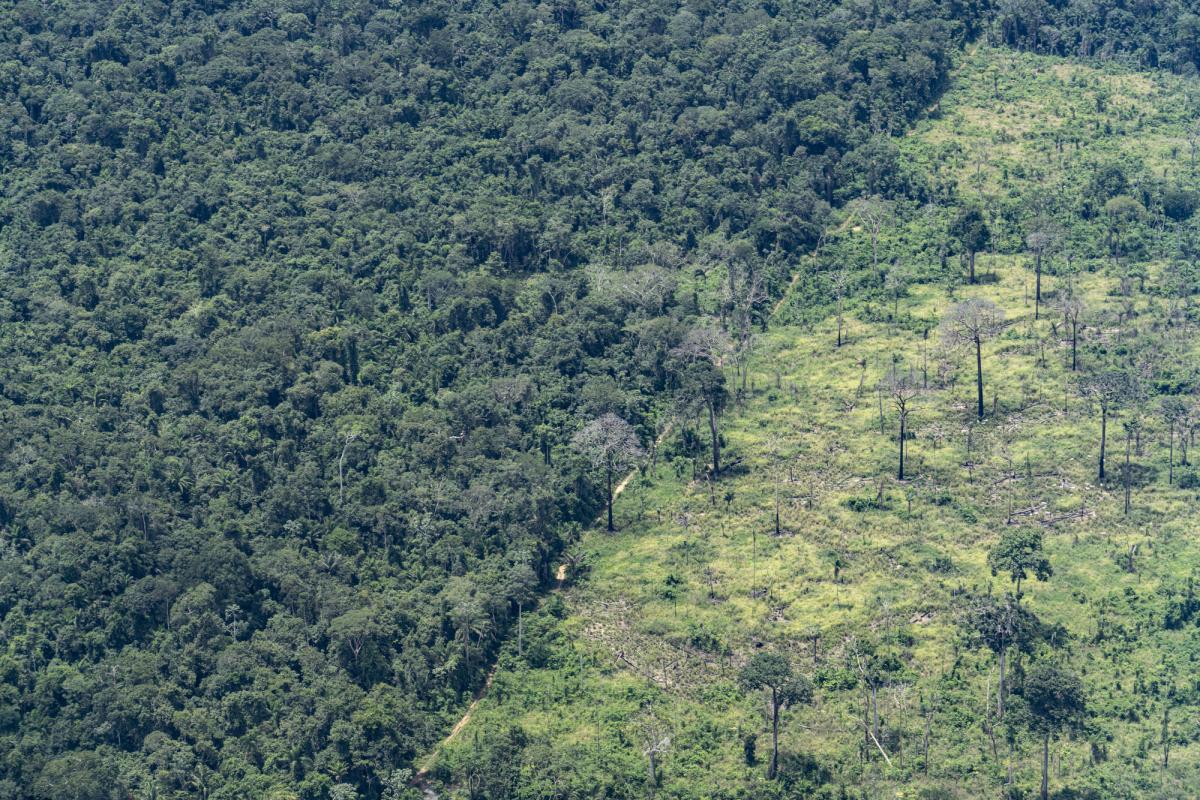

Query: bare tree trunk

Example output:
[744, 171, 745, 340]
[769, 690, 780, 780]
[898, 413, 906, 480]
[708, 401, 720, 477]
[1124, 429, 1132, 514]
[975, 337, 985, 420]
[1035, 253, 1042, 319]
[1098, 410, 1108, 480]
[1071, 322, 1078, 371]
[606, 464, 614, 532]
[923, 707, 933, 774]
[1169, 424, 1175, 484]
[997, 649, 1006, 718]
[1041, 733, 1050, 800]
[871, 683, 880, 741]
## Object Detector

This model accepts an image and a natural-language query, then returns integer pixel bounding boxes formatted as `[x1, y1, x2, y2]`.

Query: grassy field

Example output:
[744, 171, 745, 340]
[429, 47, 1200, 799]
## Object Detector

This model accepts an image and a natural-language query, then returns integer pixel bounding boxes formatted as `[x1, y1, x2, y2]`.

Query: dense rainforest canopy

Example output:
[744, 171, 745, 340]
[0, 0, 1196, 798]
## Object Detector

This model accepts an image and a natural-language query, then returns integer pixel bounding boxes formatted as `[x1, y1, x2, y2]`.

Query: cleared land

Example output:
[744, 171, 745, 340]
[432, 47, 1200, 799]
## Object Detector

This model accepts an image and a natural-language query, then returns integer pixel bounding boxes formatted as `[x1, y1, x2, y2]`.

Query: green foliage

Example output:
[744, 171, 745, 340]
[434, 44, 1200, 800]
[0, 0, 990, 795]
[988, 528, 1053, 594]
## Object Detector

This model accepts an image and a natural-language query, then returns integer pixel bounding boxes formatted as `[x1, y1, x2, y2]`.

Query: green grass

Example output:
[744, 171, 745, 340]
[431, 47, 1200, 800]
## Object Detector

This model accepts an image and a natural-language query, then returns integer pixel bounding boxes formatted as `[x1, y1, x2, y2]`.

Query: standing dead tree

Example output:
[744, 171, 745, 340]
[572, 414, 645, 531]
[941, 299, 1006, 420]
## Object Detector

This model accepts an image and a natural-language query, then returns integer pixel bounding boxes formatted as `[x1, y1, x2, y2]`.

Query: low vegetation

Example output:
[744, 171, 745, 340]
[432, 46, 1200, 800]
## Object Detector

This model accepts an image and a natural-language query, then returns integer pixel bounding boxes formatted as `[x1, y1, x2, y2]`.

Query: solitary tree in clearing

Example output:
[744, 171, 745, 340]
[941, 298, 1005, 420]
[572, 413, 644, 531]
[987, 527, 1052, 600]
[1020, 663, 1087, 800]
[740, 652, 813, 781]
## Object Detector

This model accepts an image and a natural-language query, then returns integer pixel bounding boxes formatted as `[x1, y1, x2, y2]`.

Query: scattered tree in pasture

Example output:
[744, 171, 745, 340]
[963, 593, 1040, 718]
[740, 653, 813, 780]
[1079, 369, 1136, 480]
[1162, 396, 1190, 482]
[1122, 418, 1142, 514]
[883, 362, 921, 479]
[1056, 293, 1086, 371]
[1025, 218, 1062, 320]
[987, 528, 1052, 599]
[941, 299, 1006, 420]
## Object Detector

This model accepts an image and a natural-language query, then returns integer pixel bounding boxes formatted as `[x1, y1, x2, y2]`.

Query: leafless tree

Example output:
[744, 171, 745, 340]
[884, 263, 912, 320]
[884, 363, 922, 479]
[1056, 293, 1085, 371]
[572, 414, 645, 531]
[1025, 219, 1062, 320]
[636, 707, 672, 790]
[850, 195, 895, 279]
[833, 269, 849, 347]
[941, 299, 1006, 420]
[672, 325, 733, 366]
[617, 264, 677, 315]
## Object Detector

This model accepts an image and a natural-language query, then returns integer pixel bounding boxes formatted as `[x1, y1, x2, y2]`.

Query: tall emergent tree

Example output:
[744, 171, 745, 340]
[964, 593, 1040, 718]
[572, 414, 645, 532]
[671, 327, 732, 476]
[1021, 663, 1087, 800]
[942, 299, 1006, 419]
[1025, 219, 1061, 320]
[740, 653, 813, 781]
[1079, 369, 1136, 480]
